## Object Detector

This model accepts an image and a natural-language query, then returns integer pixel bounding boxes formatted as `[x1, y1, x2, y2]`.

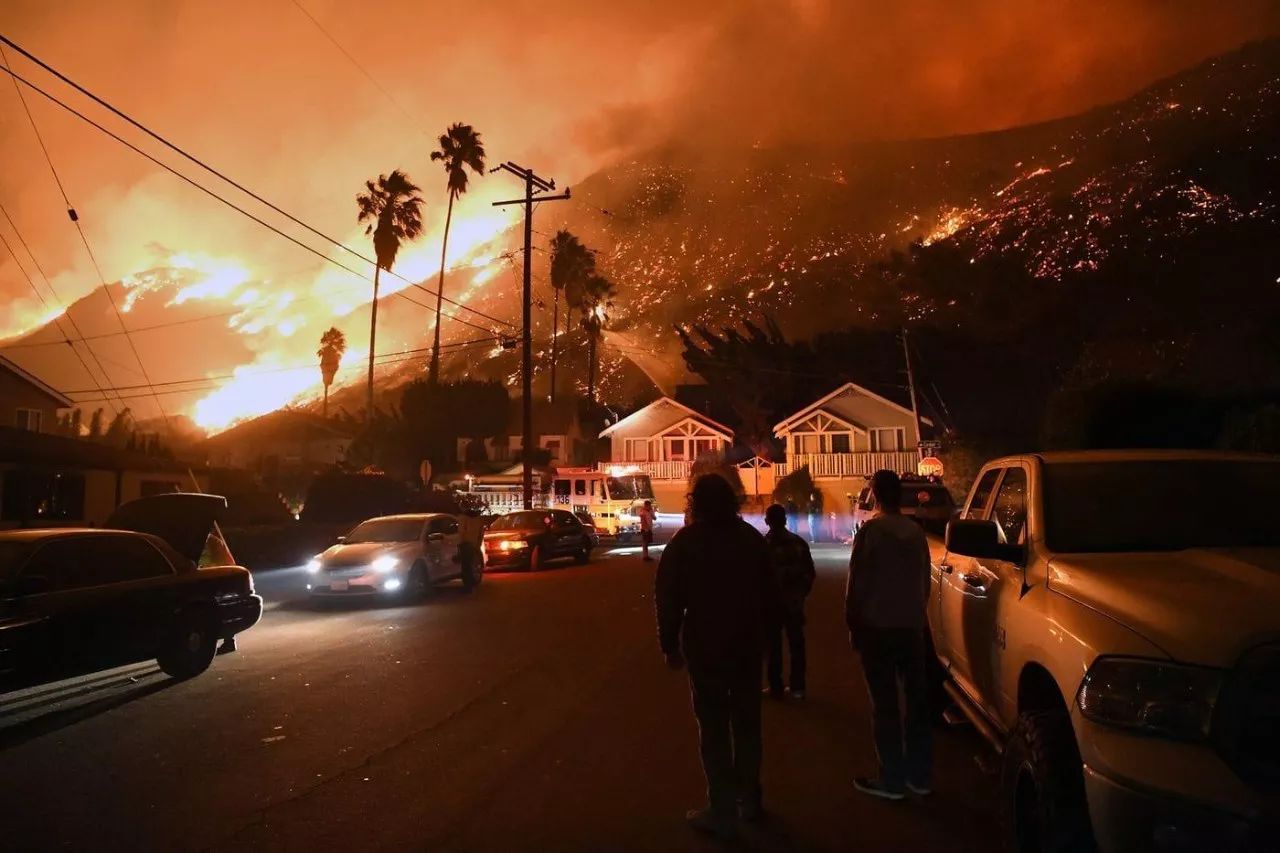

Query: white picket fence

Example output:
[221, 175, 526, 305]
[774, 451, 919, 479]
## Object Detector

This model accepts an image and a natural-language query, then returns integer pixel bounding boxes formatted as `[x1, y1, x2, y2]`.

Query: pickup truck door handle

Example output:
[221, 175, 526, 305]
[939, 563, 954, 574]
[961, 573, 987, 589]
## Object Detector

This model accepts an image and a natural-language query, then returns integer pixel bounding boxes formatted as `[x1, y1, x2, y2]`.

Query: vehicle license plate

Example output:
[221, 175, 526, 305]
[330, 580, 349, 591]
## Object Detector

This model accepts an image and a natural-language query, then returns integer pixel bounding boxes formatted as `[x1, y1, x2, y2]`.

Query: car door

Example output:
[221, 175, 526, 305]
[936, 467, 1002, 688]
[549, 511, 583, 556]
[428, 516, 462, 580]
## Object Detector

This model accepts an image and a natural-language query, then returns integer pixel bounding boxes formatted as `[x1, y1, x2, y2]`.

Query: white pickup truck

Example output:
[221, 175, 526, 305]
[931, 450, 1279, 852]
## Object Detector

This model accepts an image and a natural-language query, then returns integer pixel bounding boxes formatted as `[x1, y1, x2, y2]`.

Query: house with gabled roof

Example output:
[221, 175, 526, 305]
[773, 382, 928, 480]
[0, 353, 72, 434]
[598, 396, 734, 481]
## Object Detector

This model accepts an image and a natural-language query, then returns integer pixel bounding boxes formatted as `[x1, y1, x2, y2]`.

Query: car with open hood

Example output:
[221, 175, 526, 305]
[0, 492, 262, 693]
[306, 513, 481, 601]
[483, 509, 594, 571]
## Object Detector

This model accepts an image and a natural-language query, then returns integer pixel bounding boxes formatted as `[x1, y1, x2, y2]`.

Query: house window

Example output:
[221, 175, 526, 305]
[667, 438, 687, 461]
[626, 439, 650, 462]
[1, 469, 85, 521]
[544, 439, 562, 460]
[15, 409, 42, 432]
[830, 433, 852, 454]
[870, 428, 905, 451]
[799, 434, 821, 454]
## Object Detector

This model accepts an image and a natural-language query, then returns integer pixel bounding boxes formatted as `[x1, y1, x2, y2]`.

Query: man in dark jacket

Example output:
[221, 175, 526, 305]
[845, 469, 933, 800]
[763, 503, 816, 699]
[656, 474, 777, 839]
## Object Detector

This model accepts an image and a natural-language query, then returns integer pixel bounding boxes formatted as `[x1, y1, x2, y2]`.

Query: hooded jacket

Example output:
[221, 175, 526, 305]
[655, 518, 777, 669]
[845, 512, 931, 633]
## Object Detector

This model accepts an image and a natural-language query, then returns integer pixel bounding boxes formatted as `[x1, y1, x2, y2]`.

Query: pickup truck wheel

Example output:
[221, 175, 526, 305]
[157, 610, 218, 680]
[1001, 711, 1095, 853]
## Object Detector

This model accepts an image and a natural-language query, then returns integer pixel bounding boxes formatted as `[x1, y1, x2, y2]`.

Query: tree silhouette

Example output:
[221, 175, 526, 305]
[428, 123, 486, 385]
[548, 229, 595, 401]
[317, 326, 347, 418]
[579, 272, 616, 402]
[356, 170, 425, 420]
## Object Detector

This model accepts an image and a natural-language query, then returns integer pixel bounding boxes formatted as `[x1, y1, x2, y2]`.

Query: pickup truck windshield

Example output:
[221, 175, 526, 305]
[1043, 460, 1280, 552]
[345, 518, 425, 543]
[606, 476, 655, 502]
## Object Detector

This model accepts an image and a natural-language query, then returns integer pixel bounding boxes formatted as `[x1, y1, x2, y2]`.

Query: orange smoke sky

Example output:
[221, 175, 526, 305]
[1, 0, 1277, 424]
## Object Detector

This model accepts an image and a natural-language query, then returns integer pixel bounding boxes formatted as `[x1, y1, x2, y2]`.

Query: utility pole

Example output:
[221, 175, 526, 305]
[492, 162, 570, 509]
[902, 326, 925, 461]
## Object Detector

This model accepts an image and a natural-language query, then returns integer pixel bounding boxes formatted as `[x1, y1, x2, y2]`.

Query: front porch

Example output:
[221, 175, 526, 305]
[774, 450, 919, 479]
[596, 460, 694, 481]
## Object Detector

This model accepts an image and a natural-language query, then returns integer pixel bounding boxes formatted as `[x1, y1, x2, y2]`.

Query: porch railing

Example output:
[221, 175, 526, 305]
[774, 451, 920, 480]
[596, 460, 694, 481]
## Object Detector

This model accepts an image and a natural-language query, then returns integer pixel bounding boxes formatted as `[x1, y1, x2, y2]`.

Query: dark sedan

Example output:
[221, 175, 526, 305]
[0, 493, 262, 693]
[483, 509, 594, 571]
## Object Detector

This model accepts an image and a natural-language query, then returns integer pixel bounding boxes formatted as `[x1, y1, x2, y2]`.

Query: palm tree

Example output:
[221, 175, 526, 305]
[317, 326, 347, 418]
[579, 272, 616, 403]
[428, 123, 486, 385]
[356, 169, 425, 421]
[548, 229, 595, 400]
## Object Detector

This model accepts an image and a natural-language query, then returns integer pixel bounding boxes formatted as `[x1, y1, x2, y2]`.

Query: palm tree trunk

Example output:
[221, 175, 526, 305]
[587, 331, 598, 402]
[429, 192, 455, 386]
[323, 383, 329, 418]
[367, 266, 381, 422]
[549, 288, 560, 402]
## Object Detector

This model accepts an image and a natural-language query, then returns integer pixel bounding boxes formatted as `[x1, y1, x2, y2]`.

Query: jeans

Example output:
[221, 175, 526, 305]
[766, 609, 806, 693]
[858, 627, 933, 791]
[689, 661, 763, 816]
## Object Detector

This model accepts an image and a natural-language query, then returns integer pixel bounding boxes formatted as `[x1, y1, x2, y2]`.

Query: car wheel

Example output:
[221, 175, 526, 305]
[462, 548, 483, 590]
[575, 543, 591, 565]
[1001, 710, 1095, 853]
[527, 544, 543, 572]
[408, 562, 433, 601]
[157, 609, 218, 680]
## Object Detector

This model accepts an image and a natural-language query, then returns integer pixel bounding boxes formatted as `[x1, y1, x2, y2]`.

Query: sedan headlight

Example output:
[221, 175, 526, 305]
[1077, 657, 1224, 741]
[497, 539, 528, 552]
[305, 557, 322, 574]
[371, 555, 399, 573]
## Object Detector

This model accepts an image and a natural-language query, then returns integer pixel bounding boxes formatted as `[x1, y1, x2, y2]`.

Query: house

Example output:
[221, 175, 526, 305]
[0, 353, 72, 433]
[457, 398, 588, 469]
[598, 396, 735, 480]
[773, 382, 928, 482]
[0, 426, 209, 529]
[201, 410, 357, 474]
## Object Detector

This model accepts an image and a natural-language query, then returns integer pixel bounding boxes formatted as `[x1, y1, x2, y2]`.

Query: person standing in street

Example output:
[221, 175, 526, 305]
[637, 499, 657, 562]
[807, 488, 823, 544]
[845, 469, 933, 800]
[656, 474, 778, 839]
[763, 503, 816, 700]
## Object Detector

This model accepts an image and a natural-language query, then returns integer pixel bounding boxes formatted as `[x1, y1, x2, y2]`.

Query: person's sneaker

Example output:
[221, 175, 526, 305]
[686, 809, 736, 839]
[790, 689, 806, 700]
[853, 777, 906, 801]
[906, 781, 933, 796]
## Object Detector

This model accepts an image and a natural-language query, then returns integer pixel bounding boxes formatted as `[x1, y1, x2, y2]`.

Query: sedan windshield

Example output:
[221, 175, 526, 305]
[344, 518, 424, 543]
[0, 542, 32, 580]
[606, 476, 654, 502]
[490, 511, 551, 531]
[1043, 459, 1280, 552]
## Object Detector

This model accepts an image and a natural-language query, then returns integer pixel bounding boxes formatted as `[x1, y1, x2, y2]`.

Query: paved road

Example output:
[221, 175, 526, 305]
[0, 542, 997, 852]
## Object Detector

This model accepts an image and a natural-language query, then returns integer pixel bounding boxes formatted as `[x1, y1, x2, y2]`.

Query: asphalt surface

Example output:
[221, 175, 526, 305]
[0, 539, 997, 852]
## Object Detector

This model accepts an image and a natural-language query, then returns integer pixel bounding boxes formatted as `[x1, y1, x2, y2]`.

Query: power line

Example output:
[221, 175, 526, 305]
[0, 32, 513, 331]
[60, 336, 501, 401]
[0, 62, 499, 341]
[288, 1, 428, 139]
[2, 45, 168, 426]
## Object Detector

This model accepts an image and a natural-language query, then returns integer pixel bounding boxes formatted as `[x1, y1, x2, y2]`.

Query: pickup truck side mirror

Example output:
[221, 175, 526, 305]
[425, 532, 445, 543]
[336, 535, 346, 544]
[945, 519, 1025, 564]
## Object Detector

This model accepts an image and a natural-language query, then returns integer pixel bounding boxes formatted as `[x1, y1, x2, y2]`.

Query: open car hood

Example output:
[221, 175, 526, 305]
[105, 493, 229, 565]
